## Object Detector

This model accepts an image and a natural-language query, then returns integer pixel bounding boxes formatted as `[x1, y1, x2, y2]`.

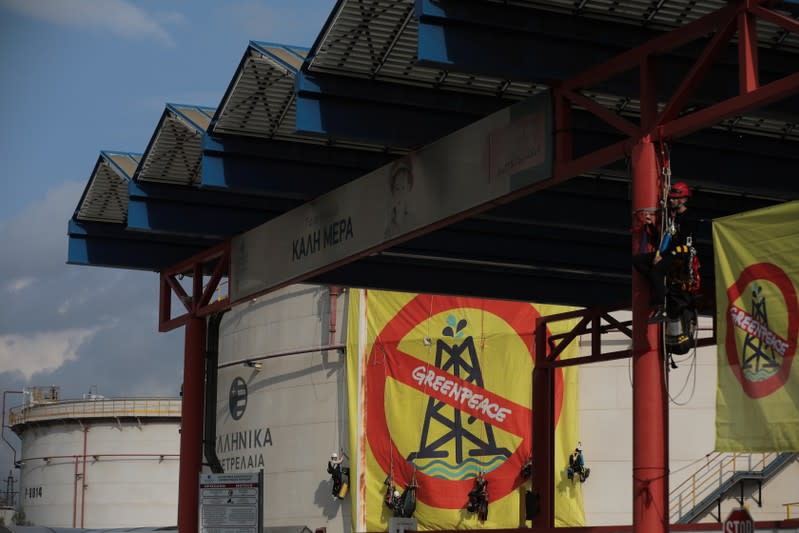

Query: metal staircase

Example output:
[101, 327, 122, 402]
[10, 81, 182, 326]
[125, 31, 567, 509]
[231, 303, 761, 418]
[669, 452, 798, 523]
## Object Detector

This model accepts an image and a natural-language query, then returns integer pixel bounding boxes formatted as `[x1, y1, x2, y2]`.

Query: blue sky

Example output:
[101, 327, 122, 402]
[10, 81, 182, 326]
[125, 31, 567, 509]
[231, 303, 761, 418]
[0, 0, 333, 480]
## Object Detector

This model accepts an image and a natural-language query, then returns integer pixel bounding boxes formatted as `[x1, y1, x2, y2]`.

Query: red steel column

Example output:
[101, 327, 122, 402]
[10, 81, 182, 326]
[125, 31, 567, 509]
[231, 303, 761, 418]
[631, 136, 668, 533]
[530, 316, 554, 528]
[738, 2, 759, 94]
[178, 316, 206, 533]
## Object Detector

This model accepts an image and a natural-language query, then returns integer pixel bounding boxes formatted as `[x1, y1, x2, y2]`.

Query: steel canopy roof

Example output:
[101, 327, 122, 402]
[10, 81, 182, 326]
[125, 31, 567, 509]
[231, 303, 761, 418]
[211, 42, 308, 140]
[75, 151, 141, 224]
[136, 104, 216, 185]
[68, 0, 799, 309]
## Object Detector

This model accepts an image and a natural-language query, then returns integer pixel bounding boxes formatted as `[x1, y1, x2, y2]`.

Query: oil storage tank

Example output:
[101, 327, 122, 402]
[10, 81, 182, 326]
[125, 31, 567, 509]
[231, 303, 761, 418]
[215, 284, 350, 533]
[213, 284, 586, 532]
[8, 386, 181, 527]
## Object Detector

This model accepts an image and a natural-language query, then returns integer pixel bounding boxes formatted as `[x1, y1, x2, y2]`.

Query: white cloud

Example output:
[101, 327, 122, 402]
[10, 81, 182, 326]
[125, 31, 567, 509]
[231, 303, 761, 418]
[0, 180, 83, 279]
[0, 0, 179, 46]
[0, 327, 98, 380]
[5, 277, 34, 293]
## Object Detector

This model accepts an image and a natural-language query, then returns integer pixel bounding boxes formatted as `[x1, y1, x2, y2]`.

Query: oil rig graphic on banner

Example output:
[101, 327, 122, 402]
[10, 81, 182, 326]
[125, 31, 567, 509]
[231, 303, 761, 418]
[742, 284, 781, 375]
[408, 316, 511, 467]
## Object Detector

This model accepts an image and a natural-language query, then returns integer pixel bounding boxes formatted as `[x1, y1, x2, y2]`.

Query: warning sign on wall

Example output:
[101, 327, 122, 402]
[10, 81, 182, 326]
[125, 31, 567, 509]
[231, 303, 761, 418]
[199, 471, 263, 533]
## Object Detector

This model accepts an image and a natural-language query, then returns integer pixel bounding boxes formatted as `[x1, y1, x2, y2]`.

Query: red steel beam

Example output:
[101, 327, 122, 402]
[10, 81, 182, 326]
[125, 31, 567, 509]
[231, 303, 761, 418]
[640, 56, 658, 131]
[554, 138, 631, 182]
[630, 137, 668, 533]
[563, 3, 740, 91]
[738, 5, 760, 94]
[199, 246, 230, 307]
[165, 275, 192, 313]
[159, 243, 231, 332]
[531, 317, 555, 528]
[177, 317, 206, 533]
[660, 72, 799, 139]
[554, 90, 573, 165]
[561, 88, 640, 137]
[657, 12, 739, 124]
[749, 4, 799, 33]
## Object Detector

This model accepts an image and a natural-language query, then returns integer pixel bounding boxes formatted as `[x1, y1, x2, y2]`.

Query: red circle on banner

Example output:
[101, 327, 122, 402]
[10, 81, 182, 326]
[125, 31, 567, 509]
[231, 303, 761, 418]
[725, 262, 798, 399]
[366, 295, 564, 508]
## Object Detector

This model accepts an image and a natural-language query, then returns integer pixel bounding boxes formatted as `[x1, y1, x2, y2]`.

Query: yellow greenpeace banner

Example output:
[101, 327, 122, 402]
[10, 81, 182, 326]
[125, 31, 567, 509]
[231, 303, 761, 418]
[714, 201, 799, 451]
[346, 290, 583, 530]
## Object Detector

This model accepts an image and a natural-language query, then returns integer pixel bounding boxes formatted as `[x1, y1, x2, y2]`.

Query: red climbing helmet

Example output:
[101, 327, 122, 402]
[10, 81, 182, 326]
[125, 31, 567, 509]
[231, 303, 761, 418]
[669, 181, 691, 199]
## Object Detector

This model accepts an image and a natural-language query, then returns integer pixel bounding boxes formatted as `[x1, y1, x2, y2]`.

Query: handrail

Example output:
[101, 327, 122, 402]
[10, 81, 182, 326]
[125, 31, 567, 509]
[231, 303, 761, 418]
[669, 452, 797, 523]
[785, 502, 799, 520]
[7, 398, 182, 426]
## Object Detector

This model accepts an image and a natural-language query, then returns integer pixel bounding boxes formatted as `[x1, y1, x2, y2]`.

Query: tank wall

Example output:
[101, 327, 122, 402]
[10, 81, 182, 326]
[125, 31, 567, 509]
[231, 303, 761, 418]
[578, 312, 799, 525]
[18, 418, 179, 527]
[216, 284, 350, 533]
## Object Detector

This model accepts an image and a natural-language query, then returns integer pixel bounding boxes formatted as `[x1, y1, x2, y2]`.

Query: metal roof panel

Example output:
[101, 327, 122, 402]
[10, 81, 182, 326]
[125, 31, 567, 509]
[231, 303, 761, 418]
[137, 108, 207, 185]
[75, 152, 140, 224]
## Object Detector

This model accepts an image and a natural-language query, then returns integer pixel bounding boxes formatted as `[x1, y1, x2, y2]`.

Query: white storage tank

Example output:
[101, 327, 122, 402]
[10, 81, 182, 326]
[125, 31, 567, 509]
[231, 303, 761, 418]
[8, 387, 181, 528]
[215, 284, 350, 533]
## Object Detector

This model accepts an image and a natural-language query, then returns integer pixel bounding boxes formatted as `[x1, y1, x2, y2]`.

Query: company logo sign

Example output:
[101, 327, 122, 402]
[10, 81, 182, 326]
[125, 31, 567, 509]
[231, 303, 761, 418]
[725, 262, 798, 398]
[229, 377, 248, 420]
[366, 295, 563, 509]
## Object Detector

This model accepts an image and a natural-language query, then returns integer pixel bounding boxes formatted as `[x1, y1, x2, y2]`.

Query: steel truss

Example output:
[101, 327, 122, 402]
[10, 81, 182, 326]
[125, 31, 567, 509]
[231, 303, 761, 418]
[161, 2, 799, 531]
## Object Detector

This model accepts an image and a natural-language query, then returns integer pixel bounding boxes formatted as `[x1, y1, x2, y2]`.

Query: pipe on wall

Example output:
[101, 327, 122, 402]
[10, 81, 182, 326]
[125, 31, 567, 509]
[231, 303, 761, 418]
[1, 390, 23, 467]
[81, 425, 88, 527]
[73, 455, 79, 528]
[328, 286, 340, 346]
[204, 311, 227, 474]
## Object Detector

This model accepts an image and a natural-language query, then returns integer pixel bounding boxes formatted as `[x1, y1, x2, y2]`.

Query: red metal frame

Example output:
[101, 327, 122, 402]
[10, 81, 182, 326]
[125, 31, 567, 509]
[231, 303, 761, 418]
[157, 2, 799, 531]
[158, 243, 231, 533]
[553, 0, 799, 180]
[535, 305, 717, 369]
[178, 317, 206, 533]
[159, 242, 231, 332]
[530, 302, 716, 529]
[544, 2, 799, 531]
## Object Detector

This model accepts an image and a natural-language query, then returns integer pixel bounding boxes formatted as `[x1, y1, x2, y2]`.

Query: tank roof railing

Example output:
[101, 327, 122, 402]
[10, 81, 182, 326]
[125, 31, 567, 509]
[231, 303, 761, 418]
[7, 397, 182, 427]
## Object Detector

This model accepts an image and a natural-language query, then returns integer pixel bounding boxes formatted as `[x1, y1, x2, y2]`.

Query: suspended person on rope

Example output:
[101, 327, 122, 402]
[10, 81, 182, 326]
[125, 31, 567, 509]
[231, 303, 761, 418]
[384, 486, 403, 515]
[632, 181, 700, 324]
[383, 476, 404, 516]
[467, 471, 489, 521]
[567, 442, 590, 483]
[383, 469, 419, 518]
[327, 452, 349, 500]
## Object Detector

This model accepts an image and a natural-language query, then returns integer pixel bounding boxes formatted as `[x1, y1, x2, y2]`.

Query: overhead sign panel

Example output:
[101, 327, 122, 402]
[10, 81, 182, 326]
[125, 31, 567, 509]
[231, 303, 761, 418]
[231, 92, 552, 303]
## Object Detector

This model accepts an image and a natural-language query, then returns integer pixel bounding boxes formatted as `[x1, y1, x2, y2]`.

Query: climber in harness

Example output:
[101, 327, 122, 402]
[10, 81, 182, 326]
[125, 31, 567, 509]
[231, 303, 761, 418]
[383, 471, 418, 518]
[633, 181, 701, 358]
[327, 452, 349, 500]
[567, 443, 590, 483]
[466, 471, 489, 521]
[385, 486, 403, 515]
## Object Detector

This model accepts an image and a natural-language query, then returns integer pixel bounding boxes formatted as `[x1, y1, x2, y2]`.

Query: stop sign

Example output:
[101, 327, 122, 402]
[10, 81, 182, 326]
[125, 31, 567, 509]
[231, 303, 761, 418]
[723, 507, 754, 533]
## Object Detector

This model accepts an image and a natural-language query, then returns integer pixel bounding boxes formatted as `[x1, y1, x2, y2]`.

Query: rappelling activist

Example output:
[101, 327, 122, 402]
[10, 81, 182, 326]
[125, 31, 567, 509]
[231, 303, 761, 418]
[632, 181, 699, 323]
[467, 471, 489, 521]
[327, 452, 349, 500]
[567, 443, 590, 483]
[383, 473, 418, 518]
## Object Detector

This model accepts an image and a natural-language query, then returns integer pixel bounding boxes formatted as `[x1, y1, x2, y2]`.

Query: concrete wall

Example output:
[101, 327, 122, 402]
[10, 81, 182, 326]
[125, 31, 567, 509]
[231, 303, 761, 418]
[216, 284, 351, 533]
